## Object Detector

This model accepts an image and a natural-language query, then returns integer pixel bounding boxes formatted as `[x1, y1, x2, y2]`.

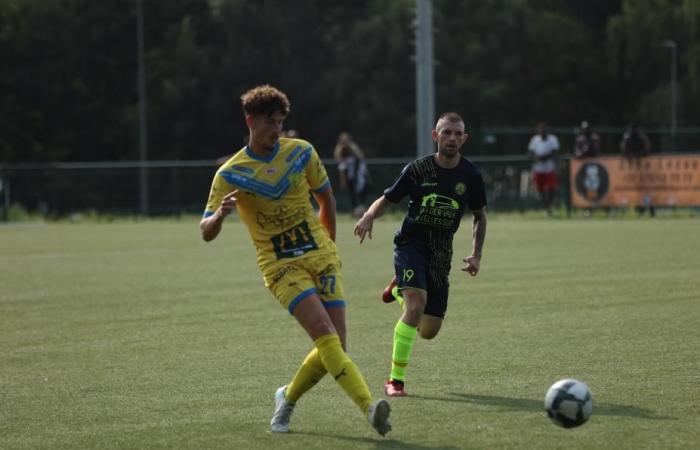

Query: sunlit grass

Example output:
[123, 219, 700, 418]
[1, 218, 699, 449]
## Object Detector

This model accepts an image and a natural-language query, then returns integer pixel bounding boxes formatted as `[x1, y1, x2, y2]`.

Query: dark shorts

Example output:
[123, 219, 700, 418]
[393, 239, 450, 319]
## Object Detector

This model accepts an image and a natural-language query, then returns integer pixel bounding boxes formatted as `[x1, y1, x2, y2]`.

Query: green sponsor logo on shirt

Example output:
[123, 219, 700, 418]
[420, 193, 459, 209]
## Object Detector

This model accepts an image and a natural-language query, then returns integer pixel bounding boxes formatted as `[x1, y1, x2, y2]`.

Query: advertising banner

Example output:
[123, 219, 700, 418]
[570, 154, 700, 208]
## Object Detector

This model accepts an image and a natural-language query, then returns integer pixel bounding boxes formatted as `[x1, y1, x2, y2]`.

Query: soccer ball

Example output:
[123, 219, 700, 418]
[544, 379, 593, 428]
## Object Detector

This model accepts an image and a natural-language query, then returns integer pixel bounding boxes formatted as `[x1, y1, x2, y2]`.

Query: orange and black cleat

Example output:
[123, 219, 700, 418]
[381, 276, 398, 303]
[384, 379, 407, 397]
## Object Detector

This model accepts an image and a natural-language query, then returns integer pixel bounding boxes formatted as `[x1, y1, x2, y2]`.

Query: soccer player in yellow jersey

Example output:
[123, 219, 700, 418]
[200, 85, 391, 436]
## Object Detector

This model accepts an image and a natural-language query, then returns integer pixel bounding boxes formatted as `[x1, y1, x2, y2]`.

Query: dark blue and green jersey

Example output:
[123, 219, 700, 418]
[384, 154, 486, 283]
[385, 154, 486, 240]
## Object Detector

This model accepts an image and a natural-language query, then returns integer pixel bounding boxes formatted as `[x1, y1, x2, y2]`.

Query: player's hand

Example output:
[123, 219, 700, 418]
[353, 213, 374, 244]
[219, 190, 238, 217]
[462, 254, 481, 276]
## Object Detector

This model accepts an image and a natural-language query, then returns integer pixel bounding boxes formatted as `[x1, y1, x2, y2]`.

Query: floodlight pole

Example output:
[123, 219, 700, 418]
[662, 39, 678, 150]
[415, 0, 435, 157]
[137, 0, 149, 215]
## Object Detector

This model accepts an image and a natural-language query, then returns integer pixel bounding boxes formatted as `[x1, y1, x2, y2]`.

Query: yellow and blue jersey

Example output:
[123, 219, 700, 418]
[204, 137, 336, 274]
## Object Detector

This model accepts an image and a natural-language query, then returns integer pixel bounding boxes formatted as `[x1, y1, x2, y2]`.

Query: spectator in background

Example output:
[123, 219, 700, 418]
[574, 121, 600, 159]
[527, 122, 560, 216]
[620, 123, 651, 158]
[333, 132, 370, 218]
[620, 123, 655, 217]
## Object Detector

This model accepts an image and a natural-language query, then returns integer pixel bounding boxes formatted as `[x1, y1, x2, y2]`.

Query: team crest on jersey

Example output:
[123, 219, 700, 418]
[288, 172, 303, 187]
[455, 182, 466, 195]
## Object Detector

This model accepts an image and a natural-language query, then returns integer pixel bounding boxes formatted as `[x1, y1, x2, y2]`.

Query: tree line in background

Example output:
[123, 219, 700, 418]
[2, 0, 699, 163]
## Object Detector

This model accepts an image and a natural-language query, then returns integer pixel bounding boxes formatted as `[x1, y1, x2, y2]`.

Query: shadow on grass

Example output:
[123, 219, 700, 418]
[291, 430, 461, 449]
[407, 393, 672, 421]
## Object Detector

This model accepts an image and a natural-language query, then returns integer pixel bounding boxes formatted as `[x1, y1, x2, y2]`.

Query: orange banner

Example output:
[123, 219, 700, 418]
[569, 154, 700, 208]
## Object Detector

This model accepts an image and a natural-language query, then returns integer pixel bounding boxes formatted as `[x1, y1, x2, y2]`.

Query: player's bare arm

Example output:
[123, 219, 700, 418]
[462, 207, 487, 276]
[200, 190, 238, 242]
[354, 195, 392, 244]
[312, 188, 337, 242]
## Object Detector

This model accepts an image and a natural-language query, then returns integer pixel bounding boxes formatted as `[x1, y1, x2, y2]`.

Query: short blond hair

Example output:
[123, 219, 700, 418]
[436, 112, 465, 131]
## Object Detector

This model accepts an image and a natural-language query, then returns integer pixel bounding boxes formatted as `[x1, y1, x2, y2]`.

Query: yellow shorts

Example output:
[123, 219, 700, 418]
[264, 254, 345, 314]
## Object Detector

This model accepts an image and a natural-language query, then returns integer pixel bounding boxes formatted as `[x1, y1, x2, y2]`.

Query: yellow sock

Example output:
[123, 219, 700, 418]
[314, 334, 373, 415]
[286, 348, 327, 403]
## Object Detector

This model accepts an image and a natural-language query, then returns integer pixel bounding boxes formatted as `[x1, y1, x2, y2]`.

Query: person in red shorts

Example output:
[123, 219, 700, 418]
[527, 122, 560, 215]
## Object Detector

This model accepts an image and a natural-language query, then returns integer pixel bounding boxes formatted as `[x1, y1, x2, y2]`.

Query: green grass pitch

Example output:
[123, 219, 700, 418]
[1, 217, 699, 449]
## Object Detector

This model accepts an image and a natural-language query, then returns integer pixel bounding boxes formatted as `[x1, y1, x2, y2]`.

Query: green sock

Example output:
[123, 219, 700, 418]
[391, 286, 405, 307]
[390, 320, 418, 382]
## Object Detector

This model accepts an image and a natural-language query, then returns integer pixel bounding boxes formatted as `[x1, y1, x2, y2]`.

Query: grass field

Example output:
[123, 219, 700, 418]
[1, 216, 699, 449]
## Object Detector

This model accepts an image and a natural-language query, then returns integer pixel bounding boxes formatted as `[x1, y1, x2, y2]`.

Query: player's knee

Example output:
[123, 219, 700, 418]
[307, 318, 336, 337]
[403, 302, 425, 322]
[403, 292, 426, 309]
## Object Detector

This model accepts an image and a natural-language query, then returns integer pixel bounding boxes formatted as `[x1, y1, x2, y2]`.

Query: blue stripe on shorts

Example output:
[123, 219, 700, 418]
[288, 288, 318, 314]
[323, 299, 346, 309]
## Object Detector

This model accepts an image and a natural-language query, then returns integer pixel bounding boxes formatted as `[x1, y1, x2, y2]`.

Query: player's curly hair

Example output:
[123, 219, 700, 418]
[240, 85, 290, 116]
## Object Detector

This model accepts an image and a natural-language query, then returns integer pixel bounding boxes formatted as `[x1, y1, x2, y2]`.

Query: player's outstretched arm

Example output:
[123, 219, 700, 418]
[462, 207, 487, 276]
[200, 190, 238, 242]
[354, 195, 391, 244]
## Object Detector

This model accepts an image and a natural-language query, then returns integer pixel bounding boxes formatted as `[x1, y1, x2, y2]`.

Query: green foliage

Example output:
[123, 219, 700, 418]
[7, 202, 31, 221]
[1, 0, 698, 162]
[606, 0, 700, 125]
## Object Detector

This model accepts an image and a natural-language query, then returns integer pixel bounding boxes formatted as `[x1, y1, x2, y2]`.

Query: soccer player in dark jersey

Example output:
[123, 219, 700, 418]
[353, 112, 487, 397]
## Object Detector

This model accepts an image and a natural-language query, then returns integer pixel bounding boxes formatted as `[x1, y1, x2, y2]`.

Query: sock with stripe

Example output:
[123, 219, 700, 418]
[390, 320, 418, 382]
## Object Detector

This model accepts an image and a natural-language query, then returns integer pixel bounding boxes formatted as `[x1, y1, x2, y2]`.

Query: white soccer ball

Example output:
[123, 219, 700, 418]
[544, 379, 593, 428]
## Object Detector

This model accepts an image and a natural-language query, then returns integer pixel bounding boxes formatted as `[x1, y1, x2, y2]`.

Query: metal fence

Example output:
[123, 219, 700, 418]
[1, 155, 555, 219]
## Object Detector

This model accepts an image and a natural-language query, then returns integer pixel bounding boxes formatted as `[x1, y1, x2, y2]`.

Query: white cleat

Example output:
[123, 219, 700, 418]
[270, 385, 295, 433]
[367, 399, 392, 436]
